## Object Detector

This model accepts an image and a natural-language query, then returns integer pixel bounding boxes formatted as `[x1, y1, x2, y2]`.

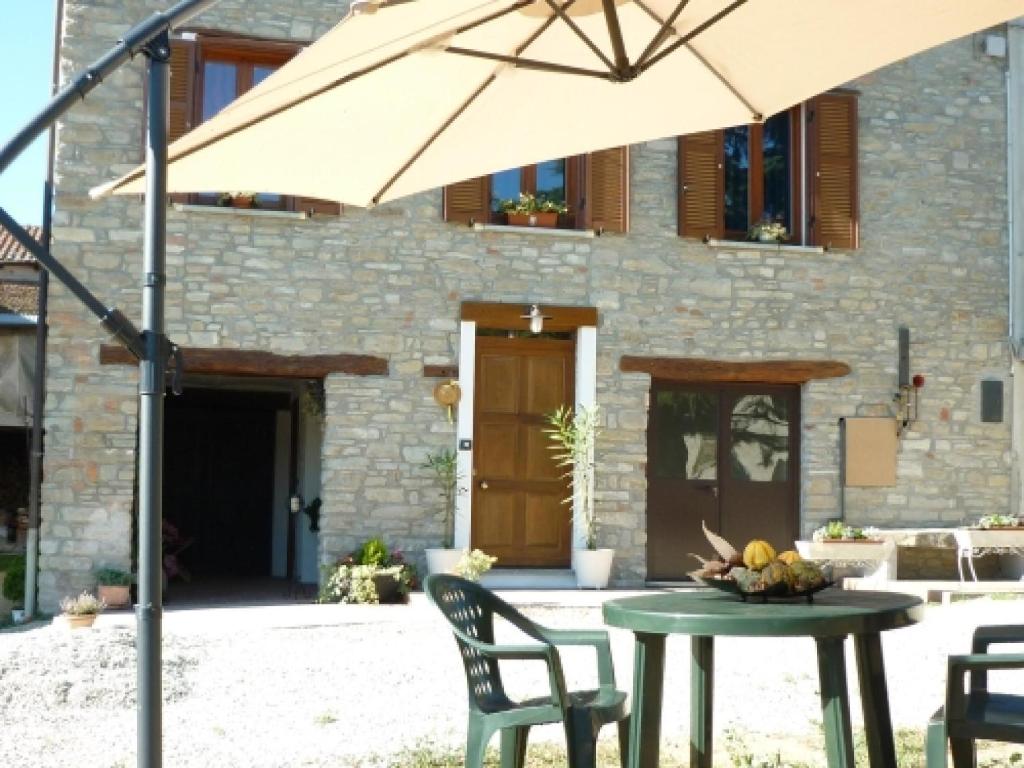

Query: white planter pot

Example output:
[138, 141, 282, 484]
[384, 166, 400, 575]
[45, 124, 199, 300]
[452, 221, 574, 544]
[572, 548, 614, 589]
[425, 548, 463, 576]
[11, 608, 25, 624]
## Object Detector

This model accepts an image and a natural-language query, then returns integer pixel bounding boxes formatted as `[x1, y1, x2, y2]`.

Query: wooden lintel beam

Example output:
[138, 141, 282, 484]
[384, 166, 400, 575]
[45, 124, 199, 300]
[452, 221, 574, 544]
[424, 364, 459, 378]
[99, 344, 388, 378]
[620, 356, 851, 385]
[461, 301, 598, 332]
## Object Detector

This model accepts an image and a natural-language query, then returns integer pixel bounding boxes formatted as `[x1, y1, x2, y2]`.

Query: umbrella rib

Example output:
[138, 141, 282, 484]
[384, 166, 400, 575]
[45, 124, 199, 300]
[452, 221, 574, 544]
[372, 73, 498, 205]
[633, 0, 761, 121]
[515, 0, 571, 55]
[108, 49, 416, 192]
[543, 0, 617, 75]
[684, 41, 761, 121]
[637, 0, 747, 74]
[600, 0, 631, 75]
[634, 0, 690, 71]
[445, 47, 612, 80]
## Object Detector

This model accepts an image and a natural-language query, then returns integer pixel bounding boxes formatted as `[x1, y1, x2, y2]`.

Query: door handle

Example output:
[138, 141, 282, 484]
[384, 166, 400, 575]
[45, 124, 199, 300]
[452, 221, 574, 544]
[701, 485, 719, 498]
[479, 480, 489, 490]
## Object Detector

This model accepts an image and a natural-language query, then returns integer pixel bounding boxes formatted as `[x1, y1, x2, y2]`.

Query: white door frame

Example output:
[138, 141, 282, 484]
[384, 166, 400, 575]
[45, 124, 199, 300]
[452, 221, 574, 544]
[453, 320, 598, 553]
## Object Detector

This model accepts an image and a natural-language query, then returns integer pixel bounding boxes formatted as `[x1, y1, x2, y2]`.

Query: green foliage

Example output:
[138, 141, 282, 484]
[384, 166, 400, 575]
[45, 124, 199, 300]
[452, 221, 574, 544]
[545, 405, 601, 549]
[1, 555, 26, 606]
[60, 591, 105, 615]
[95, 567, 131, 586]
[452, 549, 497, 581]
[355, 537, 389, 567]
[498, 192, 568, 215]
[978, 513, 1021, 529]
[423, 449, 462, 548]
[318, 538, 418, 604]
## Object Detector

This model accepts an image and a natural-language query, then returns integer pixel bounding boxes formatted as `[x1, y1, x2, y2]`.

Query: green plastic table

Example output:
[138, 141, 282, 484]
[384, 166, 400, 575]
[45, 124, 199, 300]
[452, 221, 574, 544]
[603, 589, 923, 768]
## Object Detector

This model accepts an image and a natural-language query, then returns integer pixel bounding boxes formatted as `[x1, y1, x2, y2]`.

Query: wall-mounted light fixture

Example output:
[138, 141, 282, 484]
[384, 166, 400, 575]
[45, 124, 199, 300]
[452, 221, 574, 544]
[894, 326, 924, 435]
[521, 304, 551, 334]
[894, 374, 925, 435]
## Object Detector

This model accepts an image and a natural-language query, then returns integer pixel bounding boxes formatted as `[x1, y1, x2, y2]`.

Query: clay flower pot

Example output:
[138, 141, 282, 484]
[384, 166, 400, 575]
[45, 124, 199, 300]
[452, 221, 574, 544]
[65, 614, 97, 630]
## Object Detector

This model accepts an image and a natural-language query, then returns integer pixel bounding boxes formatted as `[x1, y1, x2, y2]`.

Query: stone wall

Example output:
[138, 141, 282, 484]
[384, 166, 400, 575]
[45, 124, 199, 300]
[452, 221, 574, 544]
[40, 0, 1013, 608]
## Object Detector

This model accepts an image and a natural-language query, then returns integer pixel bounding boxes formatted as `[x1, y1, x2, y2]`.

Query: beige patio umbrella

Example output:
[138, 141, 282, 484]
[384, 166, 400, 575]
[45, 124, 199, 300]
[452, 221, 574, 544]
[95, 0, 1024, 205]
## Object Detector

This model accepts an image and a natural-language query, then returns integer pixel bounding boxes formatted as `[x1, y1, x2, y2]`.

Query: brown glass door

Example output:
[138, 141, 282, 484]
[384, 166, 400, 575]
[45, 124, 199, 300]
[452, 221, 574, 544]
[472, 336, 574, 567]
[647, 382, 799, 580]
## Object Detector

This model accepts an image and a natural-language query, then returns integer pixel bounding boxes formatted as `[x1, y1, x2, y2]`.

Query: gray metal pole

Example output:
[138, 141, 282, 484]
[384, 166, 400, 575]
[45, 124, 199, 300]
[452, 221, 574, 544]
[24, 186, 51, 619]
[138, 31, 170, 768]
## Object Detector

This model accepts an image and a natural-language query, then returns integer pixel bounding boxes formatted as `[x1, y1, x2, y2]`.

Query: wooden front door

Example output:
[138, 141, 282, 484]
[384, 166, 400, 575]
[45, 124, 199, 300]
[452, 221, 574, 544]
[472, 336, 574, 567]
[646, 382, 799, 580]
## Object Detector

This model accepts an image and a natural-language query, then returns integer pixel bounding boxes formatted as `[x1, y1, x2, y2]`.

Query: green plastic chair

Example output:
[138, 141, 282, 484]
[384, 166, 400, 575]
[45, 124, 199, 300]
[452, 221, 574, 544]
[926, 624, 1024, 767]
[425, 573, 630, 768]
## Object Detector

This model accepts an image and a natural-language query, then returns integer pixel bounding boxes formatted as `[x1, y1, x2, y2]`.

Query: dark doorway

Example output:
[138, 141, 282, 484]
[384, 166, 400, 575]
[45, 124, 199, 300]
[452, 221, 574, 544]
[163, 387, 289, 582]
[646, 382, 799, 581]
[0, 428, 30, 543]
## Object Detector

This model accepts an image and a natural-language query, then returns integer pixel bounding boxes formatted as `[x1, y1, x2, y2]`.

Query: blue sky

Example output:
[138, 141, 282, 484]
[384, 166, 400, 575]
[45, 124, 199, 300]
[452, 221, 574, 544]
[0, 3, 56, 226]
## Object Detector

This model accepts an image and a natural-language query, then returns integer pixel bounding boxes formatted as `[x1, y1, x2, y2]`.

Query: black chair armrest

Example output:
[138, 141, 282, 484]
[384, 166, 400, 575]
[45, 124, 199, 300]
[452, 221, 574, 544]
[947, 653, 1024, 721]
[452, 628, 570, 709]
[537, 627, 617, 688]
[970, 626, 1024, 693]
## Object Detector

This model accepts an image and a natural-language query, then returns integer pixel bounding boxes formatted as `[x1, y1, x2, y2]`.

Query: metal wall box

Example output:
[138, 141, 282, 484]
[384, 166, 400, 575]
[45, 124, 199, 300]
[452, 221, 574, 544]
[981, 379, 1004, 423]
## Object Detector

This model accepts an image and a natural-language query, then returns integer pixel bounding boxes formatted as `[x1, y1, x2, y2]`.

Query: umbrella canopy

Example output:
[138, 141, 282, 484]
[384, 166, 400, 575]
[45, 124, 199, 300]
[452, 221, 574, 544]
[95, 0, 1024, 206]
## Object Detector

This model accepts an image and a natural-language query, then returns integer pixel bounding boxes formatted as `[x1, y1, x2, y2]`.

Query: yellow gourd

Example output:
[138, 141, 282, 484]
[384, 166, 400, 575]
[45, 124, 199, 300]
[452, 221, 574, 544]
[777, 550, 802, 566]
[742, 539, 776, 570]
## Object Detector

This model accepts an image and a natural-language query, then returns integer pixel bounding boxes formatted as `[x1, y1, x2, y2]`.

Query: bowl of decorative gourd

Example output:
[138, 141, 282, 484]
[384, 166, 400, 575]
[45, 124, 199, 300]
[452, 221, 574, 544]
[689, 523, 832, 603]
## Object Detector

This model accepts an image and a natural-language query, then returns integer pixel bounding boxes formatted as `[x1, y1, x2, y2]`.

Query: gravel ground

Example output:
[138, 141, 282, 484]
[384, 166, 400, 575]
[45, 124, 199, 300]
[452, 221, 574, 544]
[0, 591, 1021, 767]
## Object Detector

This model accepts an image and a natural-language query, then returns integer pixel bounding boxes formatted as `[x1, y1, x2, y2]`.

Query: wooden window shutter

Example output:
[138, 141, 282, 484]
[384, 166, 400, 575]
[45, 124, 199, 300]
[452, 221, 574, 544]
[168, 39, 196, 144]
[157, 39, 196, 204]
[678, 131, 723, 239]
[443, 176, 490, 225]
[293, 196, 341, 217]
[584, 147, 628, 233]
[809, 92, 858, 249]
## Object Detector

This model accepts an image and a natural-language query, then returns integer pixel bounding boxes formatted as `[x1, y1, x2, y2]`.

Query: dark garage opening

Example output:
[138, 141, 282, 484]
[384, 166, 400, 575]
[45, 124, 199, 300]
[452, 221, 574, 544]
[162, 386, 291, 597]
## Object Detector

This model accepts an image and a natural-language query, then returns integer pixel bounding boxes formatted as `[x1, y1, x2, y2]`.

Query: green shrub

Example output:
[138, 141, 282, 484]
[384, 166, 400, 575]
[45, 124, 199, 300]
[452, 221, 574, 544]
[1, 555, 26, 606]
[355, 537, 388, 567]
[95, 567, 131, 586]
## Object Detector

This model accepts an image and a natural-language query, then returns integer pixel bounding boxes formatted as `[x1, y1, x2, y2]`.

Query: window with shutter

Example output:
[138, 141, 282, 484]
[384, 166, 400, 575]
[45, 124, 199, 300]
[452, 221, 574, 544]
[678, 131, 723, 239]
[586, 147, 629, 233]
[161, 33, 341, 216]
[678, 95, 860, 248]
[443, 149, 628, 233]
[808, 92, 857, 250]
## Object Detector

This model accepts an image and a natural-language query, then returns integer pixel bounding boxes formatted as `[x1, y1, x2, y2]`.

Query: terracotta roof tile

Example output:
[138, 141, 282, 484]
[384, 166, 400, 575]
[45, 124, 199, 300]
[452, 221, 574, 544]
[0, 224, 42, 264]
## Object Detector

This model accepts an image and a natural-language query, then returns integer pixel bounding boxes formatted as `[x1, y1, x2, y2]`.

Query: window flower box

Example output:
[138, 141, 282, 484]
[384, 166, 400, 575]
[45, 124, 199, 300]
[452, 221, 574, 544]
[506, 211, 558, 228]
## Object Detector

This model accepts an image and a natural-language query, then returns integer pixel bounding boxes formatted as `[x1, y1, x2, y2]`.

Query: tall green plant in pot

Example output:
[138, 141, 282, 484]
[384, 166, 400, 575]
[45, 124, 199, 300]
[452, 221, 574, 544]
[545, 404, 613, 588]
[422, 448, 465, 575]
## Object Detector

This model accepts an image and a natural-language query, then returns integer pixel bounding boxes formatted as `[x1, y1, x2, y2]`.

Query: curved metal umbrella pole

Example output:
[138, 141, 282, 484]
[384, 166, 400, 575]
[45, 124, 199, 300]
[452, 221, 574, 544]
[0, 2, 223, 767]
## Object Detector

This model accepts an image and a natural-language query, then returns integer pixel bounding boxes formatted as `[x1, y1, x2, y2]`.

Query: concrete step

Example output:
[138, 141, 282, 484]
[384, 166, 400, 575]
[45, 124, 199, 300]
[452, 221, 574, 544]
[480, 568, 577, 589]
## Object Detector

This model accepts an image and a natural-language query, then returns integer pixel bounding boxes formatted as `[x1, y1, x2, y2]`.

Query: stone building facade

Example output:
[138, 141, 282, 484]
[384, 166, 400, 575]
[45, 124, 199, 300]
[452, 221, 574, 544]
[39, 0, 1014, 608]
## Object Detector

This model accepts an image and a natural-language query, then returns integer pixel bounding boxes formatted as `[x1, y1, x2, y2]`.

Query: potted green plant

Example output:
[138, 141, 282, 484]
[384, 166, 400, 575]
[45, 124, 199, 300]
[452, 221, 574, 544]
[499, 192, 567, 228]
[218, 192, 259, 209]
[422, 448, 465, 575]
[747, 219, 788, 243]
[318, 537, 418, 605]
[1, 554, 25, 623]
[546, 404, 613, 588]
[452, 548, 497, 582]
[95, 567, 132, 608]
[60, 591, 105, 630]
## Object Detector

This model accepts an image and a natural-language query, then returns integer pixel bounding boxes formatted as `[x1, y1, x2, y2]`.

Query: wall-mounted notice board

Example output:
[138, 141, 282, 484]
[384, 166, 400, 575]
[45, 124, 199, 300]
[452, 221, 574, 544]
[842, 417, 897, 487]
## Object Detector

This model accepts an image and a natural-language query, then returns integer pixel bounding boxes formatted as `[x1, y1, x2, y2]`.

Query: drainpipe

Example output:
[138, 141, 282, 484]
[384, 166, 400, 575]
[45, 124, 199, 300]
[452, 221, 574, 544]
[1009, 21, 1024, 518]
[23, 0, 64, 619]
